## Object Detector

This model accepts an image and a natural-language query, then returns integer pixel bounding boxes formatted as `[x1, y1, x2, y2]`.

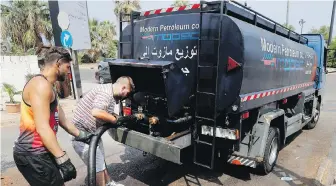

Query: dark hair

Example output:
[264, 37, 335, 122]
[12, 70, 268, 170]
[36, 46, 72, 66]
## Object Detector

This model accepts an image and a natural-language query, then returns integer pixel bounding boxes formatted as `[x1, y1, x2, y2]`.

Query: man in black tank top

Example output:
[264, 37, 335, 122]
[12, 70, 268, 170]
[13, 46, 93, 186]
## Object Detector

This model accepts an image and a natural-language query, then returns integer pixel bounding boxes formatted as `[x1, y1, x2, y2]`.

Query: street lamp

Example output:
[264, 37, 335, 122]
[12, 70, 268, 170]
[299, 19, 306, 34]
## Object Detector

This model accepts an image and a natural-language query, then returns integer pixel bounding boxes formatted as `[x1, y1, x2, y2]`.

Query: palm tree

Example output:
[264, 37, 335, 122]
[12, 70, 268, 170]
[83, 19, 117, 63]
[98, 20, 117, 57]
[171, 0, 190, 7]
[1, 0, 53, 54]
[114, 0, 141, 22]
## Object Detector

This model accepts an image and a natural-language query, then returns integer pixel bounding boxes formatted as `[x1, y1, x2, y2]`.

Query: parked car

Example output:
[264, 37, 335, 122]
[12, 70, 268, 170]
[95, 65, 112, 84]
[97, 58, 116, 70]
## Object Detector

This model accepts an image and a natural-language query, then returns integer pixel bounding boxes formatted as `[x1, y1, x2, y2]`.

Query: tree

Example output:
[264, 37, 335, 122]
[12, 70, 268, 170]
[1, 0, 53, 55]
[171, 0, 189, 7]
[309, 26, 336, 68]
[82, 18, 117, 63]
[282, 23, 296, 31]
[308, 25, 330, 42]
[327, 37, 336, 68]
[330, 37, 336, 49]
[114, 0, 141, 22]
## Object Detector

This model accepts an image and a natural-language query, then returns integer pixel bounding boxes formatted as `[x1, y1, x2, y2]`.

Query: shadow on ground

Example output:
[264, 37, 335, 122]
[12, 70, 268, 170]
[79, 130, 324, 186]
[104, 146, 244, 186]
[272, 165, 324, 186]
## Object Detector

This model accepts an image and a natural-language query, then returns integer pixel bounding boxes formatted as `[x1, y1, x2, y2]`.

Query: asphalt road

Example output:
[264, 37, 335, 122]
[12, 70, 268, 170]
[1, 70, 336, 186]
[79, 67, 98, 94]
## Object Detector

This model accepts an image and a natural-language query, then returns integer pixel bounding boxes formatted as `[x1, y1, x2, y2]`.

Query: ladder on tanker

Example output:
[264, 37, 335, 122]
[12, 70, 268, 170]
[193, 0, 226, 169]
[118, 12, 138, 59]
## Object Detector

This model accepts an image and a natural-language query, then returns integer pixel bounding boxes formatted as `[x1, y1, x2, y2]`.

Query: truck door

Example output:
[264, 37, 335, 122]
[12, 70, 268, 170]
[302, 34, 326, 90]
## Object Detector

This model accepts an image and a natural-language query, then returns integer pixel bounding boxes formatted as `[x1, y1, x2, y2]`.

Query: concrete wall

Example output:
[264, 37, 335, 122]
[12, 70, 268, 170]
[0, 55, 40, 111]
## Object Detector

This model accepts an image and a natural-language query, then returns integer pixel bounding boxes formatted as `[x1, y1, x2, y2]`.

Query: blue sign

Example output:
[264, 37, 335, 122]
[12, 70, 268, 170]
[60, 30, 73, 48]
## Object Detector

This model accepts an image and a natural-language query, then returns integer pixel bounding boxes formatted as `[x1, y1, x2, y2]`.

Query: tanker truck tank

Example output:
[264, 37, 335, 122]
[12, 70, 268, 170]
[97, 1, 329, 174]
[108, 10, 317, 138]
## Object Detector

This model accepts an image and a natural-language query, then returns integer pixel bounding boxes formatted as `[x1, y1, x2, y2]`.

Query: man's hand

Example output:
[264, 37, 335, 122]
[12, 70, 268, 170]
[55, 151, 76, 182]
[74, 130, 93, 144]
[134, 113, 145, 121]
[115, 116, 127, 127]
[149, 116, 159, 125]
[115, 115, 136, 127]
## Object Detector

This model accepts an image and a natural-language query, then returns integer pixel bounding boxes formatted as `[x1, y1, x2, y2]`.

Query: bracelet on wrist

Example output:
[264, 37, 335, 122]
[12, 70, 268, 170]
[55, 151, 69, 165]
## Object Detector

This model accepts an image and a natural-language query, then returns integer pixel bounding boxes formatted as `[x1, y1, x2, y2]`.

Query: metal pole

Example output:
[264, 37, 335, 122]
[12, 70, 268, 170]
[70, 48, 78, 101]
[119, 12, 123, 59]
[286, 0, 289, 27]
[328, 0, 336, 46]
[70, 49, 83, 101]
[69, 70, 76, 100]
[299, 19, 306, 34]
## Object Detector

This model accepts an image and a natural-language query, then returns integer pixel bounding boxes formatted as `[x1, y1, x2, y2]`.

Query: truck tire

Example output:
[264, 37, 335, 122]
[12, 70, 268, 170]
[257, 127, 280, 175]
[306, 101, 320, 129]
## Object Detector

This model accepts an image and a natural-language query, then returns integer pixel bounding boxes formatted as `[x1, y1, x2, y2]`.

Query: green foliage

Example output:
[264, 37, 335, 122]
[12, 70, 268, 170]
[329, 37, 336, 49]
[327, 46, 336, 68]
[282, 23, 296, 31]
[105, 40, 118, 58]
[83, 19, 117, 63]
[1, 0, 53, 55]
[114, 0, 141, 21]
[25, 73, 35, 82]
[1, 83, 22, 103]
[77, 51, 85, 65]
[171, 0, 190, 7]
[309, 25, 330, 41]
[80, 52, 95, 64]
[308, 25, 336, 68]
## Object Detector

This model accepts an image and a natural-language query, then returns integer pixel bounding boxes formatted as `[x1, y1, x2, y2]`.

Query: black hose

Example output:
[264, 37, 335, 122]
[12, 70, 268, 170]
[166, 116, 193, 124]
[136, 115, 192, 124]
[87, 115, 192, 185]
[88, 124, 116, 186]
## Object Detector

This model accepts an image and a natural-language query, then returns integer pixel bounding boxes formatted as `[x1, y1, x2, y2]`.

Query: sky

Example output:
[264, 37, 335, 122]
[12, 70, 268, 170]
[86, 0, 336, 40]
[0, 0, 335, 42]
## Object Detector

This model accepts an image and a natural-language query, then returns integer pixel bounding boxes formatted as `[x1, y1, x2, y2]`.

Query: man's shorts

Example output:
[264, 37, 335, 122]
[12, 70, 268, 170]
[13, 151, 64, 186]
[72, 139, 106, 173]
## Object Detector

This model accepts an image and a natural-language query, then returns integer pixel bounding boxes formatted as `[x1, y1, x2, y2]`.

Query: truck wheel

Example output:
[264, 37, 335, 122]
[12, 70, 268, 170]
[257, 127, 280, 175]
[306, 101, 320, 129]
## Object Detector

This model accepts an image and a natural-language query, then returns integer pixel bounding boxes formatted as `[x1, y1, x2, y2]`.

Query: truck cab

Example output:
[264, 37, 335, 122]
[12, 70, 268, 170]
[302, 34, 327, 89]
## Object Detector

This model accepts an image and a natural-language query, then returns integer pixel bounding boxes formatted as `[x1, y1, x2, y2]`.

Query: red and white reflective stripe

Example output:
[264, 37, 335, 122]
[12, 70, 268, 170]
[240, 82, 314, 102]
[140, 4, 201, 16]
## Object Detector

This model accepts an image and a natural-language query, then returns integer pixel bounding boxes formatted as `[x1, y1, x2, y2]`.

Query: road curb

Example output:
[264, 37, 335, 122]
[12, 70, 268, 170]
[315, 158, 332, 185]
[315, 129, 336, 185]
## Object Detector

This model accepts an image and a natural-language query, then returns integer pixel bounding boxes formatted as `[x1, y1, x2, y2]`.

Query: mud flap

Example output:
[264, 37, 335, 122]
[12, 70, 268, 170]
[232, 109, 285, 163]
